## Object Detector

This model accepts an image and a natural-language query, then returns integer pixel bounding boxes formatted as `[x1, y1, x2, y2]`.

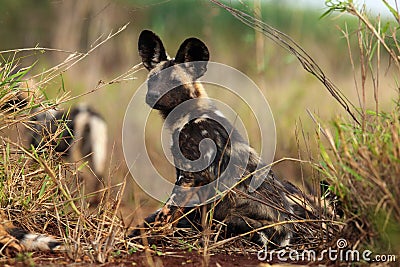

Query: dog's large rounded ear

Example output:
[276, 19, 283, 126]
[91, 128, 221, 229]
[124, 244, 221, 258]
[175, 37, 209, 79]
[138, 30, 168, 70]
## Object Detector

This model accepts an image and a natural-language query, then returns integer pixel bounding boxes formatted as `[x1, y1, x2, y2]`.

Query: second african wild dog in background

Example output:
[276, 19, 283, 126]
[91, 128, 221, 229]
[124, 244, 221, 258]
[30, 104, 108, 200]
[3, 76, 108, 204]
[130, 30, 341, 247]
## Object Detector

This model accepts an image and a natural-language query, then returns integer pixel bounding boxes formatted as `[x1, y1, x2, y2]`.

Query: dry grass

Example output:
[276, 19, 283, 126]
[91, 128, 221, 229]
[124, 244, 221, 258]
[211, 0, 400, 262]
[318, 108, 400, 254]
[315, 0, 400, 259]
[0, 1, 399, 265]
[0, 27, 142, 264]
[0, 55, 344, 265]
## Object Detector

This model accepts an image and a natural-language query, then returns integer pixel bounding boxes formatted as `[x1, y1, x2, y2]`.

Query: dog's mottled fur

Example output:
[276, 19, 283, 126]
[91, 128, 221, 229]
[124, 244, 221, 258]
[128, 30, 340, 247]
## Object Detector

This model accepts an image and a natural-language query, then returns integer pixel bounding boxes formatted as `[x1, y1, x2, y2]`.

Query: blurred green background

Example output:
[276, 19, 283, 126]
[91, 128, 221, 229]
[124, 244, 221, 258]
[1, 0, 397, 217]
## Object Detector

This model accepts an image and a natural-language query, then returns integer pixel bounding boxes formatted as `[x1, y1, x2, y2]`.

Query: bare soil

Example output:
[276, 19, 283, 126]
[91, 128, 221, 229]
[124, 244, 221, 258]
[3, 250, 311, 267]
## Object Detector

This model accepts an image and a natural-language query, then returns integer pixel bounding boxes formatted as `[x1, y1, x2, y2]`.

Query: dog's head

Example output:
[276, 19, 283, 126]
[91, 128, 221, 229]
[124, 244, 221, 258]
[138, 30, 209, 113]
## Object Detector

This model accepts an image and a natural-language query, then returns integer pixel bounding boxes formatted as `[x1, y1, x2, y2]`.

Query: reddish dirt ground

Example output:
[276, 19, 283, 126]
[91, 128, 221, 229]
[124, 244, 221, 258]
[3, 250, 313, 266]
[111, 252, 263, 266]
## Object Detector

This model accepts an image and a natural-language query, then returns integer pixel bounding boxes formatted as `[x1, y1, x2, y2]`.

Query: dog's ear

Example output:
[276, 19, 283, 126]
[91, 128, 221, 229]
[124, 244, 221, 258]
[175, 37, 209, 79]
[138, 30, 168, 70]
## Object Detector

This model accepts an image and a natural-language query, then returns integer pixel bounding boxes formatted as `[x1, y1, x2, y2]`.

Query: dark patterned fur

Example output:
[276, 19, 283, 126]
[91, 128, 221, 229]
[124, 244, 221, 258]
[130, 30, 340, 247]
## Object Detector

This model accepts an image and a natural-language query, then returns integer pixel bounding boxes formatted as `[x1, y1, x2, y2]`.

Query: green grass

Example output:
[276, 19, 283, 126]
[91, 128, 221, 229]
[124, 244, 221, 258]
[315, 0, 400, 259]
[0, 0, 399, 265]
[319, 106, 400, 253]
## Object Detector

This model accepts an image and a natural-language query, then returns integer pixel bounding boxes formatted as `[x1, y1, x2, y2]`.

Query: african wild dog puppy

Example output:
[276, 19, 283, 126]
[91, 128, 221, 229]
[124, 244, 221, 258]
[28, 105, 108, 205]
[2, 82, 108, 203]
[131, 30, 343, 247]
[29, 104, 108, 186]
[128, 30, 325, 247]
